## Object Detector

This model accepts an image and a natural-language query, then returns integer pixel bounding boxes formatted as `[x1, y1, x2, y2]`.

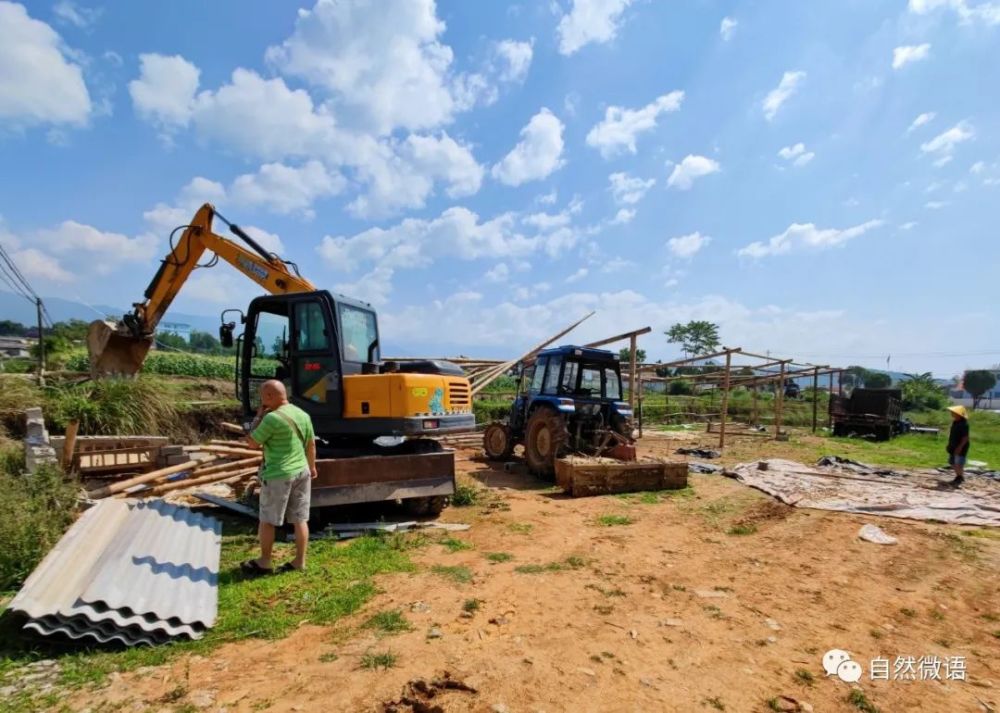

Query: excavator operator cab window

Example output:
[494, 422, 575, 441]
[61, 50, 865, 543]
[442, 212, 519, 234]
[338, 304, 379, 364]
[295, 301, 330, 351]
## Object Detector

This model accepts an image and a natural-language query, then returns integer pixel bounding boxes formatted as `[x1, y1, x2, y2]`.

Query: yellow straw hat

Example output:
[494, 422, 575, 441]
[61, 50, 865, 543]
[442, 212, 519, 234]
[947, 405, 968, 419]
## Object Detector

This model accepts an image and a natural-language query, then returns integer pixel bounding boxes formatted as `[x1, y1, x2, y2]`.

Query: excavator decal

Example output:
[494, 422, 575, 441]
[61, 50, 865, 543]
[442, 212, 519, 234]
[429, 387, 445, 414]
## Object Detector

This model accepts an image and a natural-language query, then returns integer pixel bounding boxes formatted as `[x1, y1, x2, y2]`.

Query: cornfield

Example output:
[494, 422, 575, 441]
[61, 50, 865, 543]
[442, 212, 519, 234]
[65, 352, 279, 379]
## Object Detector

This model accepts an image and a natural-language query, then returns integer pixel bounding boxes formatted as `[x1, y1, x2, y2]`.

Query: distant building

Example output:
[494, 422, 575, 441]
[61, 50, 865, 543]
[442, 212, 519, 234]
[949, 368, 1000, 409]
[157, 321, 192, 341]
[0, 336, 33, 358]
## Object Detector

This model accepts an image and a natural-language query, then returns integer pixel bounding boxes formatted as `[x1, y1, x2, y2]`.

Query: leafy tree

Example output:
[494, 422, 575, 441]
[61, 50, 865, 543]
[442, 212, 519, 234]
[271, 335, 287, 358]
[618, 347, 647, 363]
[666, 321, 720, 358]
[189, 330, 222, 354]
[668, 379, 693, 395]
[156, 331, 188, 351]
[963, 370, 998, 410]
[842, 365, 871, 389]
[900, 372, 947, 411]
[50, 319, 91, 342]
[865, 372, 892, 388]
[0, 320, 27, 336]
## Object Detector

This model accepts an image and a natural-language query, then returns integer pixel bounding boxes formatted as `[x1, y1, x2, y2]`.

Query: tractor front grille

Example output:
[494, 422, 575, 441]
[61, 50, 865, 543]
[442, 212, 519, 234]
[447, 380, 471, 408]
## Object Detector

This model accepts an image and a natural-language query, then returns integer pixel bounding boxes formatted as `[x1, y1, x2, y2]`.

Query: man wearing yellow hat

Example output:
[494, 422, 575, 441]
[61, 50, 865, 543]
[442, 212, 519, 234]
[946, 405, 970, 487]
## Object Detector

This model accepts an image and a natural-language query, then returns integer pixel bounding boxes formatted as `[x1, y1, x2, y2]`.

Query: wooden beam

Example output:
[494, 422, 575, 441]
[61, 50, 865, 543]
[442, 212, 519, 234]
[719, 349, 733, 449]
[585, 326, 652, 349]
[811, 366, 820, 433]
[86, 456, 218, 499]
[639, 347, 743, 371]
[628, 334, 638, 409]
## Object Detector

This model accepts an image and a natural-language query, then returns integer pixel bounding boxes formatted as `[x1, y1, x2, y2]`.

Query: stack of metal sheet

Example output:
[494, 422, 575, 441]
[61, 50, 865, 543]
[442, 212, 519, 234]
[9, 499, 221, 647]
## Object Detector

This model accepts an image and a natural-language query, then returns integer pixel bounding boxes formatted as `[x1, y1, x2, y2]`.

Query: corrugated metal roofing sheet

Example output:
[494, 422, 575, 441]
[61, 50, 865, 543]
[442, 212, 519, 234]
[9, 499, 221, 647]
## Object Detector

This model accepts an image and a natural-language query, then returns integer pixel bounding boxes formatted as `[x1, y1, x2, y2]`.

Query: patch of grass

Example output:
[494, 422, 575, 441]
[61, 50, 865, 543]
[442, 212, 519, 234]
[0, 464, 78, 590]
[564, 555, 587, 568]
[992, 630, 1000, 639]
[899, 607, 917, 618]
[585, 584, 626, 598]
[44, 377, 181, 436]
[963, 529, 1000, 540]
[794, 669, 815, 686]
[462, 598, 482, 613]
[362, 609, 412, 635]
[450, 483, 481, 507]
[870, 628, 884, 640]
[726, 524, 758, 536]
[431, 565, 472, 584]
[671, 584, 687, 592]
[360, 651, 398, 670]
[929, 608, 945, 621]
[439, 537, 472, 553]
[847, 688, 879, 713]
[703, 605, 724, 620]
[515, 556, 586, 575]
[0, 528, 415, 689]
[596, 514, 632, 527]
[507, 522, 533, 534]
[703, 696, 726, 711]
[318, 652, 339, 663]
[485, 551, 513, 563]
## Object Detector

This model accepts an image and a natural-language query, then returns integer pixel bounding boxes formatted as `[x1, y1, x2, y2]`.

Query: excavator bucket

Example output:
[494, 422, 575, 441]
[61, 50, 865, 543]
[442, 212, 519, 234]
[86, 320, 153, 378]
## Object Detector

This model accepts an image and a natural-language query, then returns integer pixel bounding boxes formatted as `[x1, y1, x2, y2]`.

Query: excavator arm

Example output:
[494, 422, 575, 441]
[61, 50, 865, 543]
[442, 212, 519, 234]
[88, 203, 316, 377]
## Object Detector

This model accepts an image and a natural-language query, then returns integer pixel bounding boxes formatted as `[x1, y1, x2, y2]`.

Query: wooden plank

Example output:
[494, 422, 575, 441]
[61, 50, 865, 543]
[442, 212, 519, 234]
[86, 456, 217, 499]
[555, 459, 687, 497]
[147, 466, 257, 496]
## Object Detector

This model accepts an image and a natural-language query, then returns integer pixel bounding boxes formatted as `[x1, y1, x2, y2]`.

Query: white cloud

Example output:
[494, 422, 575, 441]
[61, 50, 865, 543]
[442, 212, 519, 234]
[924, 200, 949, 209]
[892, 43, 931, 69]
[556, 0, 633, 55]
[737, 220, 884, 258]
[667, 232, 711, 258]
[317, 206, 536, 273]
[242, 226, 285, 255]
[0, 1, 91, 127]
[907, 0, 1000, 26]
[401, 132, 484, 198]
[777, 142, 815, 167]
[610, 208, 635, 225]
[720, 16, 737, 41]
[523, 211, 572, 231]
[920, 121, 974, 166]
[907, 111, 936, 133]
[265, 0, 471, 134]
[899, 221, 919, 231]
[495, 39, 534, 83]
[585, 91, 684, 158]
[762, 71, 806, 121]
[4, 246, 73, 282]
[537, 189, 558, 205]
[484, 262, 510, 283]
[37, 221, 158, 265]
[608, 172, 655, 205]
[492, 108, 565, 186]
[230, 161, 345, 216]
[666, 155, 720, 190]
[970, 161, 986, 174]
[334, 266, 394, 307]
[53, 1, 101, 29]
[565, 267, 589, 283]
[129, 53, 201, 134]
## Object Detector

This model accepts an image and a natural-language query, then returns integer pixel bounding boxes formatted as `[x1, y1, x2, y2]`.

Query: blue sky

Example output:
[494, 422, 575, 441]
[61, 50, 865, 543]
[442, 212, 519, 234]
[1, 0, 998, 376]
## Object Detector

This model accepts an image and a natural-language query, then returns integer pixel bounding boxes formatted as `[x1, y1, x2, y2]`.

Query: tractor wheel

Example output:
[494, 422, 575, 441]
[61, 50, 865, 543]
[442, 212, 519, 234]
[483, 423, 514, 461]
[524, 408, 567, 479]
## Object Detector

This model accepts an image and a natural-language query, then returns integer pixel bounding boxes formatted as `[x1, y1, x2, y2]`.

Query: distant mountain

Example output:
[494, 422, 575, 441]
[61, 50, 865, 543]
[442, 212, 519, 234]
[0, 292, 219, 334]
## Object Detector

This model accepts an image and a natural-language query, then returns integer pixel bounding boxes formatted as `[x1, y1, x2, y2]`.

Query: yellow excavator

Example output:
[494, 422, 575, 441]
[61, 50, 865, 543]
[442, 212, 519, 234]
[88, 203, 474, 514]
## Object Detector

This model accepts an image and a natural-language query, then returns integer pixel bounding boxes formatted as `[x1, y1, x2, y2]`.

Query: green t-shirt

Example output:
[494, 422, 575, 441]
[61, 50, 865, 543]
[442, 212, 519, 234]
[250, 404, 315, 481]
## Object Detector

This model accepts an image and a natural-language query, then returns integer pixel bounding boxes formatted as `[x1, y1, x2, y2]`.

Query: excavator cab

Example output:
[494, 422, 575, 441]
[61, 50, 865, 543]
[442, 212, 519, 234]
[235, 291, 474, 447]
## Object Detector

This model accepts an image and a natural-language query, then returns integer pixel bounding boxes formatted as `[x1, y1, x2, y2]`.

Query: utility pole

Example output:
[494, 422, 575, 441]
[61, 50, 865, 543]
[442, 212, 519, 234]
[36, 297, 45, 379]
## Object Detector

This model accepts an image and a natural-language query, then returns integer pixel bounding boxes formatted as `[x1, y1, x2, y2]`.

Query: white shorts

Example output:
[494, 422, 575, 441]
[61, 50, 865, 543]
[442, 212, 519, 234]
[259, 469, 311, 526]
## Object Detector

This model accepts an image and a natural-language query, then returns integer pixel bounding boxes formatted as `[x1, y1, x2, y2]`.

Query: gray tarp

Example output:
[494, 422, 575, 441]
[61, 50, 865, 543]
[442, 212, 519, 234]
[725, 458, 1000, 527]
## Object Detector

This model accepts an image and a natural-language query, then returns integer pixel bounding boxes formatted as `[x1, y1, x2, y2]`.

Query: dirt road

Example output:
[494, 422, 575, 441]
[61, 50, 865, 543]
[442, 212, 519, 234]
[67, 434, 999, 712]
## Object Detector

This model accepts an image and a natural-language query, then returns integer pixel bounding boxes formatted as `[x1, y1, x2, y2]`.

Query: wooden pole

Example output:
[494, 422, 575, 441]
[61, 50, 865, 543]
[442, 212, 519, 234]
[752, 384, 759, 426]
[585, 326, 652, 349]
[828, 371, 835, 429]
[718, 349, 732, 449]
[775, 361, 786, 438]
[185, 444, 261, 458]
[86, 456, 218, 499]
[811, 367, 819, 433]
[838, 369, 844, 396]
[61, 420, 79, 471]
[36, 297, 45, 380]
[637, 373, 644, 438]
[628, 334, 637, 409]
[147, 466, 258, 496]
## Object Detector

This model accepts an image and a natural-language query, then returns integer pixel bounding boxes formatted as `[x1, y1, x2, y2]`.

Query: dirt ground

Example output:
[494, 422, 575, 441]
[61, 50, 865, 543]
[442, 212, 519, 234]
[66, 432, 999, 713]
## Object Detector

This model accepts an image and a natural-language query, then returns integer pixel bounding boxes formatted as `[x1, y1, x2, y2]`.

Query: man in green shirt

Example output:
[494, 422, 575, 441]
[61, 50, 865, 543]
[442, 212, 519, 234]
[241, 380, 317, 575]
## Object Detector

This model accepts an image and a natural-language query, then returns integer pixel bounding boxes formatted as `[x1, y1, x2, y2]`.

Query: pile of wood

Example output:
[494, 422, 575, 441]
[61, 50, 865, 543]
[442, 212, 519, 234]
[85, 440, 260, 500]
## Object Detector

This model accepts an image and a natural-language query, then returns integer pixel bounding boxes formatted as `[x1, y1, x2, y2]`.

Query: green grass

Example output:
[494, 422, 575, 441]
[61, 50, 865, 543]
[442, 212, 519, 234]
[847, 688, 879, 713]
[515, 556, 586, 574]
[726, 524, 758, 536]
[0, 528, 415, 692]
[440, 537, 472, 553]
[794, 669, 815, 685]
[485, 551, 513, 563]
[507, 522, 533, 534]
[596, 514, 632, 527]
[462, 598, 482, 613]
[359, 650, 398, 670]
[430, 565, 472, 584]
[450, 484, 481, 507]
[616, 487, 695, 504]
[362, 609, 412, 635]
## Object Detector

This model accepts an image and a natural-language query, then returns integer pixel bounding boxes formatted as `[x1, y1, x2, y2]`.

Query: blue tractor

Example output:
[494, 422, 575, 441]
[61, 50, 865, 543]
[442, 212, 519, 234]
[482, 345, 637, 477]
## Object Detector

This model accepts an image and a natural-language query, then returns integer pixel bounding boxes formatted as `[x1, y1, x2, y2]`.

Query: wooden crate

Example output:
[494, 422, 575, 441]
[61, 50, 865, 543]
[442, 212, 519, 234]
[555, 458, 687, 497]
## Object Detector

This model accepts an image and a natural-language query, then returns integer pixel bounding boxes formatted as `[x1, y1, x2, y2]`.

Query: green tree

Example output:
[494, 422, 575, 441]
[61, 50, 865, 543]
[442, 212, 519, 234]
[900, 372, 947, 411]
[665, 321, 720, 358]
[0, 320, 27, 336]
[189, 330, 222, 353]
[50, 319, 91, 342]
[865, 372, 892, 388]
[842, 365, 871, 389]
[963, 370, 998, 410]
[618, 347, 647, 363]
[156, 331, 188, 351]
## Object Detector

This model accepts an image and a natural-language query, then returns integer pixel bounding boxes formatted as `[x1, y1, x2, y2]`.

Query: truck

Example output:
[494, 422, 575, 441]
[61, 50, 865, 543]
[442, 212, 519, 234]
[829, 387, 906, 441]
[87, 203, 474, 515]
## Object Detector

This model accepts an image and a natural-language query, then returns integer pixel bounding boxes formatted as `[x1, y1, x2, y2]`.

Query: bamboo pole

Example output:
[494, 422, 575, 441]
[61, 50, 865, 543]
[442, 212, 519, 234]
[811, 367, 820, 433]
[628, 334, 638, 409]
[220, 421, 245, 435]
[828, 371, 835, 429]
[61, 420, 79, 471]
[87, 456, 218, 499]
[147, 466, 258, 496]
[718, 349, 733, 449]
[775, 362, 786, 438]
[584, 326, 652, 349]
[185, 444, 260, 458]
[190, 455, 261, 477]
[470, 311, 596, 396]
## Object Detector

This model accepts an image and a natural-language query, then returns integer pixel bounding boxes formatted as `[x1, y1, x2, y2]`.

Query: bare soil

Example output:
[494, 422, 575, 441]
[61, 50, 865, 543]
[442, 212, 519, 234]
[68, 432, 1000, 713]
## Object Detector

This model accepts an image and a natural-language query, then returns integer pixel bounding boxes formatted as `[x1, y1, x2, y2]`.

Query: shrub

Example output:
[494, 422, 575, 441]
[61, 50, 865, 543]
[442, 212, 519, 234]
[668, 379, 693, 396]
[473, 399, 511, 424]
[0, 465, 78, 591]
[44, 377, 180, 436]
